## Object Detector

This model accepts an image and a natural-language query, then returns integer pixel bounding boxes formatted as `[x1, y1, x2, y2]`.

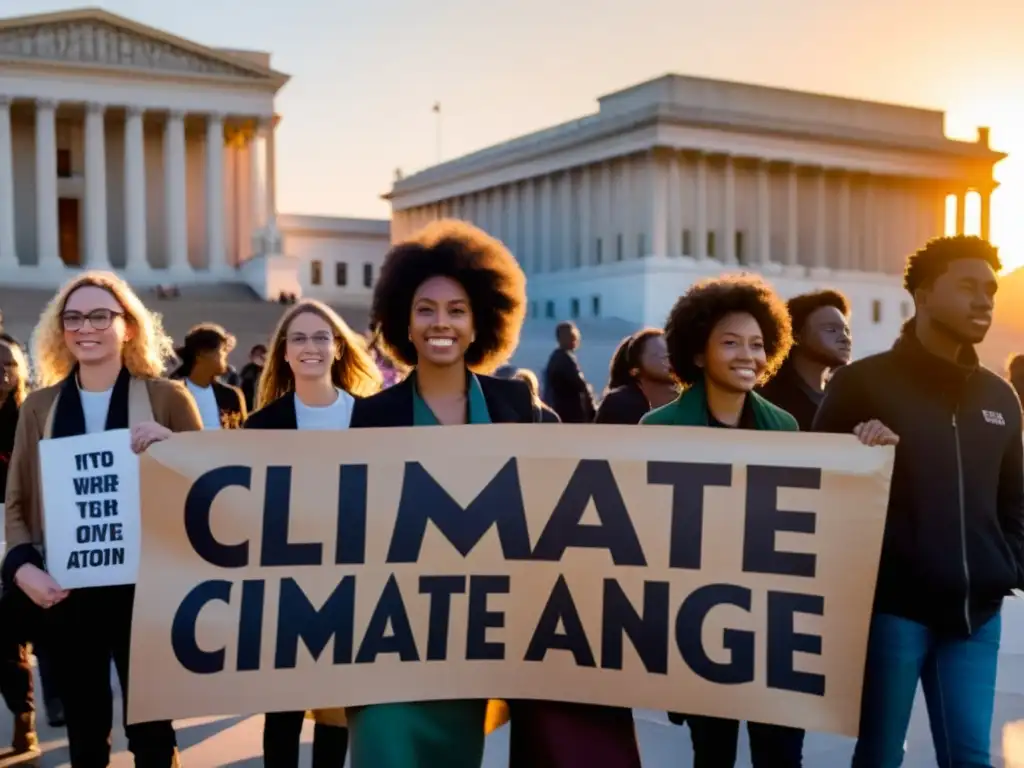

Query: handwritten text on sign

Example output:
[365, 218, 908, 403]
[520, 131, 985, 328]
[127, 426, 893, 735]
[39, 428, 141, 588]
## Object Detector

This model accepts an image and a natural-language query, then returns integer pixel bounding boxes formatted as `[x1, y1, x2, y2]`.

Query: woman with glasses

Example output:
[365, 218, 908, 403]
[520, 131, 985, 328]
[170, 323, 246, 429]
[2, 271, 202, 767]
[244, 298, 381, 768]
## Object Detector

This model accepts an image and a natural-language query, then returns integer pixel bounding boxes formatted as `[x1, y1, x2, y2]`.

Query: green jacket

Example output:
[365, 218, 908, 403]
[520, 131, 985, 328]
[640, 379, 798, 432]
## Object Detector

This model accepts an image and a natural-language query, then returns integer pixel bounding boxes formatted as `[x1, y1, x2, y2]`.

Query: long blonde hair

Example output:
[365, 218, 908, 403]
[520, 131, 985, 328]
[0, 335, 29, 406]
[31, 271, 175, 387]
[256, 300, 382, 409]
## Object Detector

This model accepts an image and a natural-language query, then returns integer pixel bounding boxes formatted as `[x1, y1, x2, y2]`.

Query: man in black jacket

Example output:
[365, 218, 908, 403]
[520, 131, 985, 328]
[543, 321, 595, 423]
[813, 235, 1022, 767]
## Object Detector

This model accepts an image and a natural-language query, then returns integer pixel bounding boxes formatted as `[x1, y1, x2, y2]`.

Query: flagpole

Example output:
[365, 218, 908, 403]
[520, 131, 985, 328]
[433, 102, 442, 164]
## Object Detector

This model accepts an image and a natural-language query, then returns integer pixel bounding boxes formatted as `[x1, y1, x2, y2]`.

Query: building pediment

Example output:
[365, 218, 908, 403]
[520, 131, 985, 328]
[0, 8, 287, 87]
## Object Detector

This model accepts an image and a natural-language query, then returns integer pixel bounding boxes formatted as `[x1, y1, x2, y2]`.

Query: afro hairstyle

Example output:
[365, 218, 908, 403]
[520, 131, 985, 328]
[904, 235, 1001, 295]
[664, 273, 792, 386]
[370, 219, 526, 374]
[786, 289, 850, 336]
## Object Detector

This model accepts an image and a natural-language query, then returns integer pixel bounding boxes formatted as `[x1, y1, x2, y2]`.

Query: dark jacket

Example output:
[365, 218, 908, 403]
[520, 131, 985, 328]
[812, 329, 1024, 637]
[0, 394, 18, 502]
[757, 358, 825, 432]
[350, 373, 541, 428]
[243, 393, 300, 430]
[595, 383, 651, 425]
[544, 348, 595, 424]
[239, 363, 263, 412]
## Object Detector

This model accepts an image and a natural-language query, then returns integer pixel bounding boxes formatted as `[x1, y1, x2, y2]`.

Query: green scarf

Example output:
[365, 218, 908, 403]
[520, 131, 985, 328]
[412, 371, 492, 426]
[640, 378, 797, 431]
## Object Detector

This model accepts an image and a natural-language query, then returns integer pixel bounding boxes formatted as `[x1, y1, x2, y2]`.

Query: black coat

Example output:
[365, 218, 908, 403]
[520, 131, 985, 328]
[0, 394, 18, 501]
[172, 375, 247, 429]
[244, 393, 300, 430]
[757, 359, 822, 432]
[813, 329, 1024, 636]
[594, 383, 650, 425]
[543, 349, 594, 424]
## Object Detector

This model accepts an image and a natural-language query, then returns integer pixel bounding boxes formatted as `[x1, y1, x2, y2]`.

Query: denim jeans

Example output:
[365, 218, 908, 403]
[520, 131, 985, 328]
[852, 612, 1000, 768]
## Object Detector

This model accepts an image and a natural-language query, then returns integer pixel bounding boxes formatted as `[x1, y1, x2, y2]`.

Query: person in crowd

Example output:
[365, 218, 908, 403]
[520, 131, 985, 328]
[238, 343, 267, 411]
[346, 219, 640, 768]
[511, 368, 559, 422]
[640, 274, 808, 767]
[245, 299, 381, 768]
[0, 334, 39, 756]
[758, 289, 852, 430]
[1006, 353, 1024, 405]
[492, 363, 518, 379]
[595, 328, 677, 424]
[2, 271, 202, 767]
[813, 235, 1014, 767]
[543, 321, 595, 423]
[600, 334, 635, 400]
[170, 323, 246, 429]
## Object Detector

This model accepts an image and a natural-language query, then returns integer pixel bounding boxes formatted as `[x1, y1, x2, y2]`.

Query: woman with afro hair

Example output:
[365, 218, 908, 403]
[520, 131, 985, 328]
[345, 219, 642, 768]
[641, 274, 806, 767]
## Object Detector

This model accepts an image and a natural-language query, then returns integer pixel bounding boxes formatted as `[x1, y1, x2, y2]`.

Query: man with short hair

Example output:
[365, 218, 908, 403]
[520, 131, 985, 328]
[238, 343, 267, 411]
[813, 235, 1023, 766]
[544, 321, 595, 423]
[759, 289, 852, 430]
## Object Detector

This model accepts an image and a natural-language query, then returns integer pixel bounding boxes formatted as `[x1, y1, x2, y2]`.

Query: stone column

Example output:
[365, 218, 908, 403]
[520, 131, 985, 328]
[621, 157, 633, 258]
[163, 109, 190, 273]
[205, 113, 226, 272]
[507, 183, 520, 260]
[667, 152, 681, 257]
[837, 174, 851, 270]
[863, 178, 876, 272]
[723, 156, 737, 263]
[34, 99, 61, 271]
[540, 175, 552, 271]
[84, 102, 110, 268]
[579, 166, 592, 265]
[650, 152, 667, 258]
[559, 172, 571, 268]
[955, 189, 966, 234]
[814, 169, 827, 269]
[695, 153, 708, 259]
[756, 160, 771, 265]
[980, 187, 992, 241]
[123, 106, 148, 273]
[786, 164, 798, 267]
[249, 120, 266, 234]
[0, 97, 18, 268]
[601, 161, 613, 263]
[523, 180, 537, 272]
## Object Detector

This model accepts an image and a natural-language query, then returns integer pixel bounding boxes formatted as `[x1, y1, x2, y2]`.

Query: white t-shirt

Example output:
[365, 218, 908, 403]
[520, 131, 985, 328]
[79, 386, 114, 435]
[185, 379, 223, 431]
[295, 389, 354, 431]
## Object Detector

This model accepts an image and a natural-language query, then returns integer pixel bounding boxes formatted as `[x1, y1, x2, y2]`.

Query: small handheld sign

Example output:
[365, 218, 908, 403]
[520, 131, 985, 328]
[39, 428, 141, 589]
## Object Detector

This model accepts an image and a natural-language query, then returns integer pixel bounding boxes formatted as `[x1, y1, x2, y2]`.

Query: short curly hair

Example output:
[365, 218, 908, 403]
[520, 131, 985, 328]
[904, 235, 1001, 294]
[787, 289, 850, 335]
[664, 274, 793, 386]
[370, 219, 526, 373]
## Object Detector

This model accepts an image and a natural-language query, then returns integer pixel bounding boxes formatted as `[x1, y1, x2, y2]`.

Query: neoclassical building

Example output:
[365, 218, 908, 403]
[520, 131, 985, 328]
[387, 75, 1004, 355]
[0, 7, 391, 306]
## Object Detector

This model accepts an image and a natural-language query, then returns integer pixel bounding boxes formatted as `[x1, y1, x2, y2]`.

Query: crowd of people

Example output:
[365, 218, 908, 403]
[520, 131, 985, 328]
[0, 223, 1019, 768]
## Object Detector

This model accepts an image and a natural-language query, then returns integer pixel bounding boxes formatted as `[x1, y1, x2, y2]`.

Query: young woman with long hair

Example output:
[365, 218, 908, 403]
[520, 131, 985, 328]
[345, 219, 641, 768]
[244, 298, 381, 768]
[170, 323, 246, 429]
[2, 271, 202, 767]
[594, 327, 677, 424]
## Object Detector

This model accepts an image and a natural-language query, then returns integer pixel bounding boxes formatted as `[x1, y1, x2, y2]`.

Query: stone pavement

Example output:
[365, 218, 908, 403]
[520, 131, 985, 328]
[4, 596, 1024, 767]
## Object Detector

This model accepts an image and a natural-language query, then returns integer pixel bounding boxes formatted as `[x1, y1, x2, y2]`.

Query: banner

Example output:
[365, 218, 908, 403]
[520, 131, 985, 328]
[39, 429, 141, 588]
[127, 425, 893, 736]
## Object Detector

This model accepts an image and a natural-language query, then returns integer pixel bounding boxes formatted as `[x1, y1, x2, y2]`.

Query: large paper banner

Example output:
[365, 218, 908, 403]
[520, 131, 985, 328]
[127, 425, 893, 735]
[39, 429, 141, 589]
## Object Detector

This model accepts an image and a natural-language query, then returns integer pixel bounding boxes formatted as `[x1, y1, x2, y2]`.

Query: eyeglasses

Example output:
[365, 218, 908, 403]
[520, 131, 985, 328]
[62, 309, 124, 331]
[286, 332, 336, 347]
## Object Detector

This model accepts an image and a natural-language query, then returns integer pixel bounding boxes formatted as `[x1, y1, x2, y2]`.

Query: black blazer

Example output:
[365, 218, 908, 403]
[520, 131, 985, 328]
[172, 375, 247, 429]
[349, 374, 546, 428]
[244, 393, 299, 430]
[594, 383, 650, 425]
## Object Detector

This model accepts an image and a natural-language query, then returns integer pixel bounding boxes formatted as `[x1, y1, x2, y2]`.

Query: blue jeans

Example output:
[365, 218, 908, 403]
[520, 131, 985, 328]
[852, 612, 1000, 768]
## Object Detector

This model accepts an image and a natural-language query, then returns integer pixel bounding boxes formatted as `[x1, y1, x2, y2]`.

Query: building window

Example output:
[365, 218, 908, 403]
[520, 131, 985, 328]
[682, 229, 692, 256]
[707, 231, 716, 259]
[570, 298, 580, 319]
[545, 300, 555, 319]
[595, 237, 603, 264]
[900, 300, 911, 319]
[335, 262, 348, 287]
[363, 263, 373, 288]
[872, 299, 882, 324]
[57, 149, 71, 179]
[591, 295, 601, 317]
[616, 233, 624, 261]
[310, 260, 323, 286]
[637, 233, 646, 258]
[735, 231, 746, 264]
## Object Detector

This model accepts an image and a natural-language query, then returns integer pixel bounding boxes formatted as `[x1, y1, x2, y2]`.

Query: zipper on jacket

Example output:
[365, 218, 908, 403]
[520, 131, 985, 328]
[952, 412, 972, 635]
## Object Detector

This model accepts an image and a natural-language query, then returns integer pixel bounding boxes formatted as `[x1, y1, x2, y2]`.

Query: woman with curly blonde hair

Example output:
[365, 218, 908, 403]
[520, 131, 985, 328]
[3, 271, 201, 768]
[244, 299, 380, 768]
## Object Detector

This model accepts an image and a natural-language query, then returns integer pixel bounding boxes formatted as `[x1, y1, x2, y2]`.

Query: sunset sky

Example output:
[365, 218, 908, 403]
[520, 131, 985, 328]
[10, 0, 1024, 269]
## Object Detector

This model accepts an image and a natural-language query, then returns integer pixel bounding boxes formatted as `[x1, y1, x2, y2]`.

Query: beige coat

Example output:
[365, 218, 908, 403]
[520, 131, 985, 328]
[4, 377, 202, 552]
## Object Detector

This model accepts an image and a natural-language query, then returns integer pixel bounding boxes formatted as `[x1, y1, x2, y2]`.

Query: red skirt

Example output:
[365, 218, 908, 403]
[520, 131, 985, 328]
[508, 702, 642, 768]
